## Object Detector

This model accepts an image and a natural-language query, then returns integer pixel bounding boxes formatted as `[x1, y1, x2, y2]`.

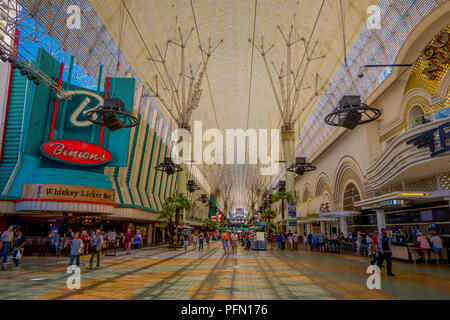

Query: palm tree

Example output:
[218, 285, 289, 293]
[170, 193, 192, 245]
[160, 193, 192, 246]
[260, 209, 277, 231]
[158, 197, 176, 241]
[261, 209, 276, 223]
[270, 190, 294, 233]
[202, 219, 218, 232]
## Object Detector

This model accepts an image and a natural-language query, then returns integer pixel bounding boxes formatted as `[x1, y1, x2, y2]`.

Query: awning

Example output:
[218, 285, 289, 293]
[319, 211, 360, 217]
[15, 200, 114, 215]
[297, 217, 340, 224]
[353, 191, 441, 209]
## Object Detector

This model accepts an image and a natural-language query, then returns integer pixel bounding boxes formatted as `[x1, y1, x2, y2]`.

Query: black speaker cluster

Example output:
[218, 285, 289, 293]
[324, 95, 381, 129]
[155, 157, 183, 175]
[287, 157, 316, 176]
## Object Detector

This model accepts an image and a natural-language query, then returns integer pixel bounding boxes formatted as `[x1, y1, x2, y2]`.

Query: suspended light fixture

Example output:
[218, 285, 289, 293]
[155, 157, 182, 175]
[324, 95, 381, 130]
[274, 180, 286, 191]
[186, 180, 200, 193]
[196, 194, 209, 204]
[85, 98, 138, 131]
[287, 157, 316, 176]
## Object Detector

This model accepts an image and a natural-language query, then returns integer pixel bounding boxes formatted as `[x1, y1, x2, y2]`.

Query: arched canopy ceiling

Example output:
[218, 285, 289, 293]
[90, 0, 378, 207]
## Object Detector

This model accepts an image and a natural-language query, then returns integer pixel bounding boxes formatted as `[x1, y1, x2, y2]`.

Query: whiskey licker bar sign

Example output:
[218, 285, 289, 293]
[21, 184, 115, 204]
[40, 140, 112, 166]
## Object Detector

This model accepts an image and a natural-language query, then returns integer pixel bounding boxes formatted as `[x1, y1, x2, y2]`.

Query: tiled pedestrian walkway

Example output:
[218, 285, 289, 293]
[0, 242, 449, 300]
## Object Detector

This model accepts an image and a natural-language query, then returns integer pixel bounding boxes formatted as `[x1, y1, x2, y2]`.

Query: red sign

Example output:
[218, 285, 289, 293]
[41, 140, 112, 166]
[211, 216, 216, 221]
[319, 203, 330, 213]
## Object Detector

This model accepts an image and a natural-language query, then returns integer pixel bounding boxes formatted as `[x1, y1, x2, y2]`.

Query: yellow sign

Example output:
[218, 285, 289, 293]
[21, 184, 115, 204]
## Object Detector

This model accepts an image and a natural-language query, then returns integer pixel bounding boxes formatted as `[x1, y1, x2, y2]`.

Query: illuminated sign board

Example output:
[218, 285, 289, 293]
[406, 121, 450, 157]
[41, 140, 112, 166]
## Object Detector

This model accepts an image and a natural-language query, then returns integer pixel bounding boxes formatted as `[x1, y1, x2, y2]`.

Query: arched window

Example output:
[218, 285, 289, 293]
[303, 188, 312, 203]
[343, 183, 361, 211]
[408, 105, 424, 121]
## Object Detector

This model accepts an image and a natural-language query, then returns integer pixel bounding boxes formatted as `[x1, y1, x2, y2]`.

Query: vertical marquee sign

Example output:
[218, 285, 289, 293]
[1, 48, 135, 199]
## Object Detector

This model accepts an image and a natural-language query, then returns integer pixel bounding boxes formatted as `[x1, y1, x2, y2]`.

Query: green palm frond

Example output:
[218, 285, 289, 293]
[270, 190, 294, 204]
[261, 209, 276, 221]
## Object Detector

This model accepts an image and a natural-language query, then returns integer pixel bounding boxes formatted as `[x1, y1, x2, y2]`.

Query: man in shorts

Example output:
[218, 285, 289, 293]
[222, 231, 230, 255]
[123, 228, 132, 255]
[183, 231, 190, 250]
[230, 231, 238, 255]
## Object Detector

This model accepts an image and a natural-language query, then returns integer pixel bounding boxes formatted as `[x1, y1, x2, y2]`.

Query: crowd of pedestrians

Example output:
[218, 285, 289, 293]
[182, 230, 213, 252]
[0, 225, 151, 271]
[0, 226, 27, 270]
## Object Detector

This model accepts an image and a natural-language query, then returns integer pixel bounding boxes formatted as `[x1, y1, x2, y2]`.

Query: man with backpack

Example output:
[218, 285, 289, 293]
[377, 228, 395, 277]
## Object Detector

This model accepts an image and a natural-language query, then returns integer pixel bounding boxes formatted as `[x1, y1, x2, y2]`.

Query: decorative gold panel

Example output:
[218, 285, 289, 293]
[438, 172, 450, 190]
[406, 176, 438, 192]
[405, 25, 450, 95]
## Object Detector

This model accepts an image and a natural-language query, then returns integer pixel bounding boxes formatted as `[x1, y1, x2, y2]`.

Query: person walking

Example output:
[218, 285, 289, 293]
[316, 230, 325, 253]
[0, 226, 14, 266]
[80, 230, 89, 254]
[370, 230, 379, 265]
[276, 233, 281, 249]
[302, 232, 308, 249]
[134, 229, 143, 253]
[10, 228, 26, 270]
[88, 229, 103, 270]
[183, 230, 190, 250]
[230, 231, 238, 255]
[198, 232, 205, 251]
[293, 232, 299, 250]
[307, 231, 313, 250]
[365, 233, 374, 261]
[356, 231, 362, 256]
[69, 232, 83, 267]
[49, 230, 61, 258]
[107, 229, 117, 256]
[269, 232, 275, 249]
[192, 232, 198, 250]
[222, 230, 230, 255]
[205, 232, 210, 249]
[377, 228, 395, 277]
[311, 232, 317, 251]
[123, 228, 133, 255]
[288, 233, 294, 251]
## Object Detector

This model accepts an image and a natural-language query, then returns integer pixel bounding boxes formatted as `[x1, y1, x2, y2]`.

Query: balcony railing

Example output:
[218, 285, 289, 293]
[406, 107, 450, 131]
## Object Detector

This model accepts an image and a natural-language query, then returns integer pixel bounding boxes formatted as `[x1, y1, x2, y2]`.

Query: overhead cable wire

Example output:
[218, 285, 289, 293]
[189, 0, 220, 130]
[246, 0, 258, 130]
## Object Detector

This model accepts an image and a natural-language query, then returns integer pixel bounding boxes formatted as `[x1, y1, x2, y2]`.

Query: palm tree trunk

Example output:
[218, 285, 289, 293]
[169, 217, 173, 243]
[174, 208, 180, 245]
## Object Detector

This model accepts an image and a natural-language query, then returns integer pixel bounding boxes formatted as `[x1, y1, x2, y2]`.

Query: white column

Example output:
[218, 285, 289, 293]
[320, 221, 325, 233]
[375, 209, 386, 231]
[340, 216, 347, 235]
